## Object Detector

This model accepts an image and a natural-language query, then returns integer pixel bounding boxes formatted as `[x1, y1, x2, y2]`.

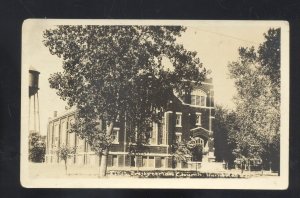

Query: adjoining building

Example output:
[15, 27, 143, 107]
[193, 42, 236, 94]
[45, 78, 215, 169]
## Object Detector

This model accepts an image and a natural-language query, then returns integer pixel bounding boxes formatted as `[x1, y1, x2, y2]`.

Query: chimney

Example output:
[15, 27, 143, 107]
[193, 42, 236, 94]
[53, 111, 58, 118]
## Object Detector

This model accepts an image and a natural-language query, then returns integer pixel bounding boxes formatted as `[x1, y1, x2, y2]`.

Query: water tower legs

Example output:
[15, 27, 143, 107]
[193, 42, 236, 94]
[29, 68, 40, 134]
[37, 92, 40, 133]
[29, 93, 40, 134]
[34, 93, 36, 132]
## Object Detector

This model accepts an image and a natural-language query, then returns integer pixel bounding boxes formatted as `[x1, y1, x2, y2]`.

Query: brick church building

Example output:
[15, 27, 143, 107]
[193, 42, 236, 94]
[45, 78, 215, 169]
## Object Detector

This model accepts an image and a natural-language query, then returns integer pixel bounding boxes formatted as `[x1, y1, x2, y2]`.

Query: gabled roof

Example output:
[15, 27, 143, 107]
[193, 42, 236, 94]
[190, 126, 211, 140]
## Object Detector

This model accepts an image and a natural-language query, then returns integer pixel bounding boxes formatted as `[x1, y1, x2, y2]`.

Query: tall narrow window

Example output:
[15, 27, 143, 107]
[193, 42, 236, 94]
[142, 156, 147, 167]
[196, 96, 201, 106]
[77, 137, 85, 152]
[200, 96, 206, 106]
[176, 113, 182, 127]
[150, 122, 158, 145]
[68, 119, 75, 147]
[49, 123, 53, 150]
[175, 132, 182, 142]
[112, 128, 119, 144]
[196, 113, 202, 126]
[162, 115, 166, 144]
[161, 157, 165, 168]
[148, 157, 155, 167]
[112, 155, 118, 167]
[54, 123, 59, 148]
[191, 95, 196, 105]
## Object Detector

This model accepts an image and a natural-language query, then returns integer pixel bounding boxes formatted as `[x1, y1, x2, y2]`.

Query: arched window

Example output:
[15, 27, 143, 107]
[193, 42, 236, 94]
[190, 89, 207, 107]
[195, 137, 205, 146]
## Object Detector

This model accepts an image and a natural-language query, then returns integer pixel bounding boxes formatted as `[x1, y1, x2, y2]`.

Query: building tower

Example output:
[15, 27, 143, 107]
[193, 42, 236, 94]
[29, 67, 40, 134]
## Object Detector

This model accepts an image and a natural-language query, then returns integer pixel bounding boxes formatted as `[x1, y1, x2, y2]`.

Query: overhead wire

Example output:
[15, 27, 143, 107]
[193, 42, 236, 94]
[193, 27, 261, 45]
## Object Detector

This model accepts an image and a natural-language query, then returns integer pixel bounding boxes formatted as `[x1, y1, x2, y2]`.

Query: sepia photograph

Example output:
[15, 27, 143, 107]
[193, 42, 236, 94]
[20, 19, 289, 189]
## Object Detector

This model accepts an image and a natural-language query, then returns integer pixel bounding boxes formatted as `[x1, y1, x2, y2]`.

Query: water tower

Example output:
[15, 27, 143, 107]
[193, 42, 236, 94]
[29, 67, 40, 134]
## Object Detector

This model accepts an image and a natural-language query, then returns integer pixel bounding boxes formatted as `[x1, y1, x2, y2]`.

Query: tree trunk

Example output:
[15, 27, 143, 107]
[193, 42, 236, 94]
[278, 161, 280, 176]
[65, 160, 68, 175]
[99, 122, 114, 178]
[241, 162, 244, 173]
[248, 160, 251, 172]
[99, 153, 108, 177]
[137, 156, 139, 172]
[98, 153, 102, 177]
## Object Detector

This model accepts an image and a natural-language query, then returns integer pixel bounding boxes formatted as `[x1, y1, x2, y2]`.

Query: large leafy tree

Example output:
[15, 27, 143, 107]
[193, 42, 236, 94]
[227, 28, 280, 172]
[213, 105, 238, 167]
[43, 25, 208, 177]
[258, 28, 280, 87]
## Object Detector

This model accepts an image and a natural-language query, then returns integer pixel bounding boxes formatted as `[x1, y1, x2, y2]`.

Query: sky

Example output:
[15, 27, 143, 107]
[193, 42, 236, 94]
[22, 20, 277, 136]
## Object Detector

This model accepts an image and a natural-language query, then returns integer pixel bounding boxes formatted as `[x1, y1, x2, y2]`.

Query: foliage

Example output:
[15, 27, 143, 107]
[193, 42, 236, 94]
[257, 28, 280, 87]
[28, 133, 46, 163]
[172, 140, 192, 163]
[227, 28, 280, 171]
[128, 141, 149, 157]
[56, 145, 76, 162]
[213, 105, 237, 166]
[172, 137, 203, 165]
[43, 25, 208, 176]
[69, 123, 111, 156]
[56, 145, 76, 173]
[190, 143, 203, 162]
